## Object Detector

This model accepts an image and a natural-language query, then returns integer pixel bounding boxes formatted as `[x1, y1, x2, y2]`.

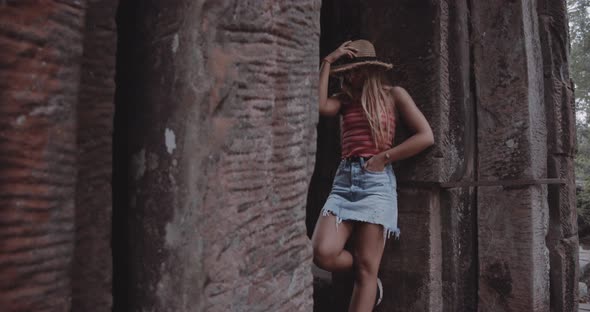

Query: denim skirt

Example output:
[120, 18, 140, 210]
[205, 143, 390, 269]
[321, 157, 400, 240]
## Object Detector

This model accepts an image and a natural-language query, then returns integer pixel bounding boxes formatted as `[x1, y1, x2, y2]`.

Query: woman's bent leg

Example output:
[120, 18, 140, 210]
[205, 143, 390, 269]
[348, 222, 386, 312]
[311, 213, 354, 272]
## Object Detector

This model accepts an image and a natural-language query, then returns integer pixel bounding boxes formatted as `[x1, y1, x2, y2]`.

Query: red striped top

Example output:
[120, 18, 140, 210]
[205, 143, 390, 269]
[340, 97, 395, 158]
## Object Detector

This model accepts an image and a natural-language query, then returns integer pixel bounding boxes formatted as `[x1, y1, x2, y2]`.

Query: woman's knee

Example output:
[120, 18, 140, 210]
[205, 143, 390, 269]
[354, 257, 379, 282]
[312, 243, 339, 269]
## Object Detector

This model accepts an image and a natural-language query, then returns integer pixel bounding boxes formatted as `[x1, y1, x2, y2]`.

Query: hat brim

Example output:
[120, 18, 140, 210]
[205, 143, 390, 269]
[330, 61, 393, 75]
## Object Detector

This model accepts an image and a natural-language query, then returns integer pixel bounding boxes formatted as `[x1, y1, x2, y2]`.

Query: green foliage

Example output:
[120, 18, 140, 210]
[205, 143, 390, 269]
[577, 126, 590, 176]
[570, 0, 590, 221]
[569, 0, 590, 125]
[578, 179, 590, 227]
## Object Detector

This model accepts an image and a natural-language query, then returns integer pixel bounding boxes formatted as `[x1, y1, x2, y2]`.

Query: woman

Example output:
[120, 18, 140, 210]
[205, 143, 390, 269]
[312, 39, 434, 311]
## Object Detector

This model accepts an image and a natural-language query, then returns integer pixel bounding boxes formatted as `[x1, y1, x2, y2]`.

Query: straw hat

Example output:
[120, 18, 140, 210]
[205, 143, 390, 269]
[330, 39, 393, 75]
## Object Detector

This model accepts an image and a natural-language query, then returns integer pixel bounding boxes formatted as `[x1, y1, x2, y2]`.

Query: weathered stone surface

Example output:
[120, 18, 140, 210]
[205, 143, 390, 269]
[471, 1, 550, 311]
[537, 0, 576, 158]
[0, 2, 85, 311]
[537, 0, 578, 309]
[548, 234, 579, 312]
[440, 187, 477, 312]
[440, 2, 479, 311]
[546, 155, 578, 312]
[478, 186, 550, 311]
[471, 1, 547, 181]
[115, 1, 319, 311]
[379, 187, 442, 312]
[71, 0, 118, 311]
[0, 0, 577, 311]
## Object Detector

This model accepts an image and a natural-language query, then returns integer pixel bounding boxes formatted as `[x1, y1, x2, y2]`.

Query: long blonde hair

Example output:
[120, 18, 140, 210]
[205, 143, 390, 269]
[341, 66, 394, 149]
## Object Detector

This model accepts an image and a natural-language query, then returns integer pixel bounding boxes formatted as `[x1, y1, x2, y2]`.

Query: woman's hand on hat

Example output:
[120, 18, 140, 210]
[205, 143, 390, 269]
[325, 40, 358, 63]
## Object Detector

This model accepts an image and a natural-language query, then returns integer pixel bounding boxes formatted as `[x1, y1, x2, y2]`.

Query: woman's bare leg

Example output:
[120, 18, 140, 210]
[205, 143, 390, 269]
[348, 223, 386, 312]
[311, 213, 354, 272]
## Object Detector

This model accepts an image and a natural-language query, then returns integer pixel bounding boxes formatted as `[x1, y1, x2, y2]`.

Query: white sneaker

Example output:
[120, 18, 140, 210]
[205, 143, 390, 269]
[376, 277, 383, 306]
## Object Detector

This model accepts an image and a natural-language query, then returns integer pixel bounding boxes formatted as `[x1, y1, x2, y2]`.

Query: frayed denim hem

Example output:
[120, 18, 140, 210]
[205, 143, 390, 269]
[321, 207, 400, 242]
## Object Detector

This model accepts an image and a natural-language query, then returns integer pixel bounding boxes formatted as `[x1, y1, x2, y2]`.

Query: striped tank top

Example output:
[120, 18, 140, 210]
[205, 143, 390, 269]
[340, 96, 396, 158]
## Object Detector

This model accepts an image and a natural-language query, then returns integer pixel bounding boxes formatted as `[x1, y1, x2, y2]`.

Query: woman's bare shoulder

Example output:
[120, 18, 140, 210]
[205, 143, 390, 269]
[386, 86, 411, 120]
[382, 85, 403, 103]
[385, 85, 409, 97]
[382, 84, 395, 91]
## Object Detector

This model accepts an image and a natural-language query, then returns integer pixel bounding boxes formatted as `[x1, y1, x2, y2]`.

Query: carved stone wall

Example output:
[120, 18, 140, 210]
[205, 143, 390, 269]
[0, 2, 85, 311]
[312, 1, 577, 311]
[113, 1, 320, 311]
[0, 1, 577, 311]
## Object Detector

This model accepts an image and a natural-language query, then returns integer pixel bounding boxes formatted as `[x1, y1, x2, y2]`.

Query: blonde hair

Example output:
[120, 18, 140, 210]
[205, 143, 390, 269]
[341, 66, 394, 149]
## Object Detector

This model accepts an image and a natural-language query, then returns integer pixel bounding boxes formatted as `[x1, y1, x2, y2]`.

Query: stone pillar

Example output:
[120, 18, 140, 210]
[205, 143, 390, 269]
[373, 0, 446, 308]
[439, 1, 479, 311]
[71, 0, 119, 311]
[471, 0, 550, 311]
[115, 1, 320, 311]
[0, 2, 86, 311]
[537, 0, 579, 311]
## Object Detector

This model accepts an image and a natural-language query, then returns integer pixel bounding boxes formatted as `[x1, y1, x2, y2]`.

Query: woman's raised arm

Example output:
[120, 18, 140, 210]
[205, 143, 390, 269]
[319, 41, 357, 116]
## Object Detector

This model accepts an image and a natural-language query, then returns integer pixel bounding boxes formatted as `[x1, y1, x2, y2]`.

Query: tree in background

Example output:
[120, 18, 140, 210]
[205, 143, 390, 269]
[569, 0, 590, 124]
[569, 0, 590, 231]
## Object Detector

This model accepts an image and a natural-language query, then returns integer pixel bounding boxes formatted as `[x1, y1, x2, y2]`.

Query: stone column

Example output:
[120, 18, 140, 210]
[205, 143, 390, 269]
[471, 0, 550, 311]
[71, 0, 119, 311]
[537, 0, 579, 311]
[0, 2, 86, 311]
[115, 1, 320, 311]
[440, 1, 479, 311]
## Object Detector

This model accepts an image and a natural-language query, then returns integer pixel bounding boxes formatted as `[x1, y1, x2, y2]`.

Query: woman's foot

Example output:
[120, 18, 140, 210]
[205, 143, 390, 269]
[376, 277, 383, 306]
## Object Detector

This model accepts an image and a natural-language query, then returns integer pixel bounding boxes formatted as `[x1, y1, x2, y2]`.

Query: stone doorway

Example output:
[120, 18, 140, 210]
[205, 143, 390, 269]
[307, 1, 577, 311]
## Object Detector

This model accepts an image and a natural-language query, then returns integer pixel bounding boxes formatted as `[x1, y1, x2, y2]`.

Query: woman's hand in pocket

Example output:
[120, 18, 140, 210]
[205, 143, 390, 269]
[364, 154, 387, 172]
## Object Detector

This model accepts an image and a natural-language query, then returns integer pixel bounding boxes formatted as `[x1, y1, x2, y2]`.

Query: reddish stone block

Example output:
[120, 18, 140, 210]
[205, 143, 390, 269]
[0, 2, 85, 311]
